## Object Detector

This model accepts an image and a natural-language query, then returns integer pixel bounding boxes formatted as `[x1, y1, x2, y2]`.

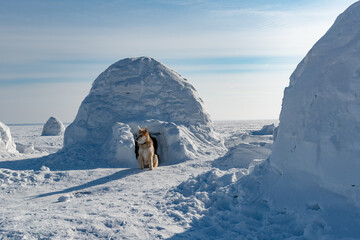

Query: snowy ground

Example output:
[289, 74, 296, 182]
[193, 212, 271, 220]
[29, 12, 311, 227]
[1, 120, 275, 239]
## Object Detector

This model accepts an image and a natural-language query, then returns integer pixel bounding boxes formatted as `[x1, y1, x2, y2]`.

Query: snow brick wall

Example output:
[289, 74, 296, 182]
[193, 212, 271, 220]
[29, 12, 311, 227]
[64, 57, 225, 167]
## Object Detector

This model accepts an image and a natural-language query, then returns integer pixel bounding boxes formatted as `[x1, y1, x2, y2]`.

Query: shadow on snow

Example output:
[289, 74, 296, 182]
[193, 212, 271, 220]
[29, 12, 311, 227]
[29, 168, 139, 200]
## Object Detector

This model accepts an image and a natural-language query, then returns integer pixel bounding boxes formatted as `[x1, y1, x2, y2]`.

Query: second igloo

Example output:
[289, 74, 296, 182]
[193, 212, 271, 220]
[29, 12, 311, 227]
[41, 117, 65, 136]
[63, 57, 225, 167]
[269, 1, 360, 204]
[0, 122, 18, 157]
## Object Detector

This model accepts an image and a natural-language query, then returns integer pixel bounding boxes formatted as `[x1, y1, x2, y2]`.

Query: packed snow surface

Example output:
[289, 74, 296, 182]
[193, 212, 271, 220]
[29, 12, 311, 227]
[64, 57, 224, 167]
[270, 1, 360, 204]
[0, 120, 274, 239]
[41, 117, 65, 136]
[2, 117, 360, 239]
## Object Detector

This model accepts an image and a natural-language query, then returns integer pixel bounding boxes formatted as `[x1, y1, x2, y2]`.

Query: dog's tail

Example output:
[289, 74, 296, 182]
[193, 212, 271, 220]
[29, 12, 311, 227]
[153, 154, 159, 168]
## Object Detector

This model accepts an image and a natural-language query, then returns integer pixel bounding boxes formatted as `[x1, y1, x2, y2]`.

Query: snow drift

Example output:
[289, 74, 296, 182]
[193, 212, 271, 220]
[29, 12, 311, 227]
[0, 122, 18, 156]
[270, 1, 360, 203]
[251, 123, 275, 135]
[41, 117, 65, 136]
[63, 57, 225, 167]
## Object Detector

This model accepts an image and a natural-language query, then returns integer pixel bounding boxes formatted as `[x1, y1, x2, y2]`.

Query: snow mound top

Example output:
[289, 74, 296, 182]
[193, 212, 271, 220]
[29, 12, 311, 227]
[0, 122, 18, 156]
[271, 1, 360, 204]
[63, 57, 225, 167]
[41, 117, 65, 136]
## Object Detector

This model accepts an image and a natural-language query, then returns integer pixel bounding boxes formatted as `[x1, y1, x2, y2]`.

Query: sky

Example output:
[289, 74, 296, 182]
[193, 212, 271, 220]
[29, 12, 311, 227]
[0, 0, 358, 124]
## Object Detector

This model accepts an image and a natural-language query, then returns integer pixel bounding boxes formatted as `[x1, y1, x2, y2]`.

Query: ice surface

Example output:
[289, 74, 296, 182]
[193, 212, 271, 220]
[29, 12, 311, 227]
[63, 57, 225, 167]
[41, 117, 65, 136]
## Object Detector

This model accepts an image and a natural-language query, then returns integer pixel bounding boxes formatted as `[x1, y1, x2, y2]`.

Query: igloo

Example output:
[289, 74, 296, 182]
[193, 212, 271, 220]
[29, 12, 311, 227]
[0, 122, 18, 156]
[270, 2, 360, 202]
[41, 117, 65, 136]
[64, 57, 225, 167]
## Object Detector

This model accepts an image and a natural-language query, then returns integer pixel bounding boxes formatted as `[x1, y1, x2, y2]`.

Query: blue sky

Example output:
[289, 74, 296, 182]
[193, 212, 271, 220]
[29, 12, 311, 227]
[0, 0, 357, 123]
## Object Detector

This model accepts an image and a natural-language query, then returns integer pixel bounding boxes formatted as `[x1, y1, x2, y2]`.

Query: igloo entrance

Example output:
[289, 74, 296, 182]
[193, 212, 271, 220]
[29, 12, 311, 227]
[134, 132, 163, 165]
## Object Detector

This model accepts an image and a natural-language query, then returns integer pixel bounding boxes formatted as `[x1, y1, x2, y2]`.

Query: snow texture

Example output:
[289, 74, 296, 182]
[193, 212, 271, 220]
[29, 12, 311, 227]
[251, 123, 275, 135]
[41, 117, 65, 136]
[64, 57, 225, 167]
[0, 122, 18, 156]
[270, 1, 360, 204]
[0, 120, 273, 239]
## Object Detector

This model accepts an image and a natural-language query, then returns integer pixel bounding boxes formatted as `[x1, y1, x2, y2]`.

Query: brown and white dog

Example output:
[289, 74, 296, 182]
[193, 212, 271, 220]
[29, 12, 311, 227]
[136, 126, 158, 170]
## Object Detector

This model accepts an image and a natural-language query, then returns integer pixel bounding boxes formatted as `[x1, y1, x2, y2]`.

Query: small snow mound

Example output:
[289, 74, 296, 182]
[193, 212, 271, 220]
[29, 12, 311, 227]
[41, 117, 65, 136]
[213, 143, 270, 170]
[63, 57, 225, 167]
[58, 195, 71, 202]
[16, 143, 35, 154]
[251, 123, 275, 135]
[0, 122, 18, 156]
[40, 166, 50, 172]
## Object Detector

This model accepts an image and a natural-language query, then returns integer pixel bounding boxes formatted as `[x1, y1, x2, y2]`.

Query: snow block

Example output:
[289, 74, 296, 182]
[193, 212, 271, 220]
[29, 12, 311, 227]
[104, 122, 137, 168]
[251, 123, 275, 135]
[270, 2, 360, 202]
[63, 57, 225, 167]
[16, 143, 35, 154]
[41, 117, 65, 136]
[0, 122, 18, 156]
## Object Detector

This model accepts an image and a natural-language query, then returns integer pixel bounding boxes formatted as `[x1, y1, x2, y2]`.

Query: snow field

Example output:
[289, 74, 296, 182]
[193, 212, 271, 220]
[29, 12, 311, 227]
[0, 121, 273, 239]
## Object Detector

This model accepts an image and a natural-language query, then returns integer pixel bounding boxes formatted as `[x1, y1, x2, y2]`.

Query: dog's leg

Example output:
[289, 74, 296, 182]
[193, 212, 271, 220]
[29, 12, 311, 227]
[153, 154, 158, 168]
[140, 155, 144, 170]
[137, 156, 141, 169]
[148, 153, 154, 170]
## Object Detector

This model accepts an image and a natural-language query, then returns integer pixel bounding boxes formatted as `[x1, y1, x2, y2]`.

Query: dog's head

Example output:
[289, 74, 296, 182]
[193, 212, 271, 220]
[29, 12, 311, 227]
[136, 126, 149, 144]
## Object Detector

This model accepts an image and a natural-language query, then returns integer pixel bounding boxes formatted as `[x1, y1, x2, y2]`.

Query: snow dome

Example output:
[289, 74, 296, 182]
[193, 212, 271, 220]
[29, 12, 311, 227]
[41, 117, 65, 136]
[270, 1, 360, 202]
[0, 122, 18, 156]
[64, 57, 225, 167]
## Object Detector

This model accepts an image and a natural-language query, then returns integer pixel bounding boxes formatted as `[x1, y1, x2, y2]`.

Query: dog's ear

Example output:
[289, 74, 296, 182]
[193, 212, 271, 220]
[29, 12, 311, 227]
[144, 127, 148, 132]
[138, 126, 143, 131]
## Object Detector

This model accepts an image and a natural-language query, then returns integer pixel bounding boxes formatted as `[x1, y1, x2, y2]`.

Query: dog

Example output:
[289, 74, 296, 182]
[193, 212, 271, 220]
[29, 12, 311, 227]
[136, 126, 158, 170]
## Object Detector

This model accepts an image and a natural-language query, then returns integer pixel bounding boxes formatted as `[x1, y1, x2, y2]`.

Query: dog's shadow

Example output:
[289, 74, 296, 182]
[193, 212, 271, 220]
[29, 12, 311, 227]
[30, 168, 140, 200]
[0, 150, 143, 200]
